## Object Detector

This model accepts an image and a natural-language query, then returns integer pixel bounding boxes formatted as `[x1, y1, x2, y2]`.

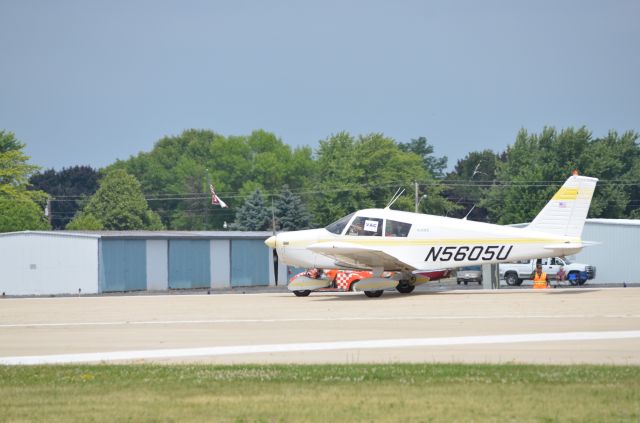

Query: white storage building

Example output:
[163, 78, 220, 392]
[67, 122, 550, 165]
[0, 231, 281, 296]
[572, 219, 640, 284]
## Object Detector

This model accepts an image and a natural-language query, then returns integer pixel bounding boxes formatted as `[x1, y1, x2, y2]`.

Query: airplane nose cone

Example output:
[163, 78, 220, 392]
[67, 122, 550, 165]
[265, 235, 276, 248]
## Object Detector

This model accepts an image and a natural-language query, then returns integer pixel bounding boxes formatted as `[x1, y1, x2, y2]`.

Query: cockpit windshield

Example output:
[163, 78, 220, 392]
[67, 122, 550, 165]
[325, 212, 355, 235]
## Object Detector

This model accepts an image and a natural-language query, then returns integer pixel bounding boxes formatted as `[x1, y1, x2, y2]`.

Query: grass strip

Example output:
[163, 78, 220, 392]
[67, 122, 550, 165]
[1, 363, 639, 422]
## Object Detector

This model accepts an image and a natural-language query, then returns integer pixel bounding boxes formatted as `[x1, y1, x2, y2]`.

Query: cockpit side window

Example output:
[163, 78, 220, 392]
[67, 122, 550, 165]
[347, 216, 383, 236]
[385, 220, 412, 237]
[325, 212, 355, 235]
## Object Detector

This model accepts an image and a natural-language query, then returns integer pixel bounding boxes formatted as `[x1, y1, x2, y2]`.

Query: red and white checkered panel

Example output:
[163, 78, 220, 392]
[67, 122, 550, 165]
[335, 272, 353, 290]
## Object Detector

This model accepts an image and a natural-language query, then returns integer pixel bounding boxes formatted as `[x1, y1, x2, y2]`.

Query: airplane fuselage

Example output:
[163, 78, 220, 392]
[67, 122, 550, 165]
[268, 208, 581, 272]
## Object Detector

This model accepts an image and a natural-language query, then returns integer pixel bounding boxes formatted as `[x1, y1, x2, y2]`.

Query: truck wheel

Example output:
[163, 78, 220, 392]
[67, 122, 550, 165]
[505, 272, 519, 286]
[396, 283, 415, 294]
[364, 290, 384, 298]
[568, 271, 580, 286]
[293, 290, 311, 297]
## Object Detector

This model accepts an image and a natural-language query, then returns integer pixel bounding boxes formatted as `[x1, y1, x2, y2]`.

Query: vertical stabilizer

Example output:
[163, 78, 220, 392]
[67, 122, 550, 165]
[527, 175, 598, 238]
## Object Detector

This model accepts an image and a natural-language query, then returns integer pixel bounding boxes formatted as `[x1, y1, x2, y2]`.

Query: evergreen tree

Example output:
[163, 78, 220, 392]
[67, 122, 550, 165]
[274, 185, 310, 231]
[231, 189, 271, 231]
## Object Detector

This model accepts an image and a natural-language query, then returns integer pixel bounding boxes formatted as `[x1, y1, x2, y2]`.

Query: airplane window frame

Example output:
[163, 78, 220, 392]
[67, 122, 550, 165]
[325, 212, 356, 235]
[384, 220, 412, 237]
[347, 216, 383, 237]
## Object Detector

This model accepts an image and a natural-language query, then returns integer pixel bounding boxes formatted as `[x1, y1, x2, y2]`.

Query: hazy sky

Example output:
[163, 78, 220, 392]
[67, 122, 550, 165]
[1, 0, 638, 171]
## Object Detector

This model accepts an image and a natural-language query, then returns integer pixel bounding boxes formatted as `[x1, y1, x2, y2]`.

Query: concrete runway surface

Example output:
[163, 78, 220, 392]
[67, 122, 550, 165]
[1, 288, 639, 365]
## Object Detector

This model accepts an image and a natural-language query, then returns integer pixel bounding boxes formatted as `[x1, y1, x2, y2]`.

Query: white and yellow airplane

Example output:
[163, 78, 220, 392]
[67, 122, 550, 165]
[265, 174, 598, 297]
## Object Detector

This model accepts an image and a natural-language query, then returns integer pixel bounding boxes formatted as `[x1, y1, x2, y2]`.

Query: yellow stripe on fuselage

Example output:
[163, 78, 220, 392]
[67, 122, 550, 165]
[552, 187, 579, 201]
[284, 236, 580, 248]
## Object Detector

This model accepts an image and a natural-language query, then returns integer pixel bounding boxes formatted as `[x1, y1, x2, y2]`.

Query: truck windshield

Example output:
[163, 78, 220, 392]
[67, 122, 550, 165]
[461, 266, 481, 271]
[325, 213, 355, 235]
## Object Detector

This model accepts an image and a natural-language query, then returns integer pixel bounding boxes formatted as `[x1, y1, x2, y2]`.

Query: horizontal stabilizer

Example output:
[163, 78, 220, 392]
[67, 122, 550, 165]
[543, 243, 584, 250]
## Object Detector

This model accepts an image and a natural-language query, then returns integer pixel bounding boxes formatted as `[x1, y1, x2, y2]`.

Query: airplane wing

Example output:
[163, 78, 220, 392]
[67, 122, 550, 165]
[307, 242, 416, 271]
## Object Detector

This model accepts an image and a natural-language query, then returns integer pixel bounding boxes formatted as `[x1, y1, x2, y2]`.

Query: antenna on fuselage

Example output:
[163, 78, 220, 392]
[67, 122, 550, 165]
[385, 187, 405, 210]
[462, 204, 476, 220]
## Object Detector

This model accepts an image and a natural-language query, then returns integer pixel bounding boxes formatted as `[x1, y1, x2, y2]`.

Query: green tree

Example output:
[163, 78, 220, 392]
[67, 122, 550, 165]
[29, 166, 99, 229]
[65, 212, 104, 231]
[231, 189, 272, 231]
[0, 197, 49, 232]
[445, 149, 501, 221]
[311, 132, 455, 225]
[483, 127, 640, 224]
[111, 129, 314, 230]
[398, 136, 448, 178]
[67, 169, 164, 230]
[0, 131, 50, 232]
[274, 185, 310, 231]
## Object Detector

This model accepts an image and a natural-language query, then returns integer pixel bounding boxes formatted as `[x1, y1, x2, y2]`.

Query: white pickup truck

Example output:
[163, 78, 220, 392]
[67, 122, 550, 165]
[499, 257, 595, 286]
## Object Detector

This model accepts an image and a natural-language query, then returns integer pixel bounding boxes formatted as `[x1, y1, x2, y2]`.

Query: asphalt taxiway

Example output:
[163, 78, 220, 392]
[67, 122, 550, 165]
[1, 287, 639, 365]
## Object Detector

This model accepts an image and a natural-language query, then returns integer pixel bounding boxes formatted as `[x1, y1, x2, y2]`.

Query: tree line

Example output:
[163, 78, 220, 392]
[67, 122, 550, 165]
[0, 126, 638, 233]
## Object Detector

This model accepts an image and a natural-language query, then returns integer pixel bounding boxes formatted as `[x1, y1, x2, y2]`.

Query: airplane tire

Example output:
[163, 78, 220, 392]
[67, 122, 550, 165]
[364, 290, 384, 298]
[396, 283, 415, 294]
[293, 290, 311, 297]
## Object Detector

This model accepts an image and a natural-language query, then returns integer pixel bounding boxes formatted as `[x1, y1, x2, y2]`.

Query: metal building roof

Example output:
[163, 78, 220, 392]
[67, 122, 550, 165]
[585, 218, 640, 226]
[0, 230, 274, 240]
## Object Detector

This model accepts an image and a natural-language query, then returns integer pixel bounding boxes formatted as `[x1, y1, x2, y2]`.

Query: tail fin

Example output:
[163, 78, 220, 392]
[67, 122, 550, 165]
[527, 175, 598, 238]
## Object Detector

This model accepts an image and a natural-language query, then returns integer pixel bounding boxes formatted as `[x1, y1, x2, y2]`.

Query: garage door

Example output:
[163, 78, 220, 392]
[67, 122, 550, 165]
[168, 240, 210, 289]
[100, 240, 147, 292]
[231, 239, 269, 286]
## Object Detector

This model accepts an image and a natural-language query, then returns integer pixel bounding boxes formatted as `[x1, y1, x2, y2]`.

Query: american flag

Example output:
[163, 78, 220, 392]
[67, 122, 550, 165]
[210, 185, 228, 208]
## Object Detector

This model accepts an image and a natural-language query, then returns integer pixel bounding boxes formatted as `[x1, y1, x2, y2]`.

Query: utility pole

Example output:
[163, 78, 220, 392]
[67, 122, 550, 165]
[45, 197, 52, 227]
[205, 168, 211, 230]
[271, 196, 276, 234]
[414, 181, 419, 213]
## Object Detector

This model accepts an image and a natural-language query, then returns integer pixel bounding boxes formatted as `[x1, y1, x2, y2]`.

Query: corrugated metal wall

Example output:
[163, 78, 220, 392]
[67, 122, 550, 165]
[0, 233, 99, 296]
[573, 222, 640, 283]
[168, 239, 211, 289]
[230, 239, 270, 286]
[100, 240, 147, 292]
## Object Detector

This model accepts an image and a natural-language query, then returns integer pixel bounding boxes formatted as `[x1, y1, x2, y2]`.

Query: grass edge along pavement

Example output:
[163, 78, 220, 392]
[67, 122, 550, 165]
[1, 363, 639, 422]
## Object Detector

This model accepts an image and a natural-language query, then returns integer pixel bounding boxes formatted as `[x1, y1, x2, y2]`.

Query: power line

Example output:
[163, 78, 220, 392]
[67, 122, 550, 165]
[46, 178, 639, 203]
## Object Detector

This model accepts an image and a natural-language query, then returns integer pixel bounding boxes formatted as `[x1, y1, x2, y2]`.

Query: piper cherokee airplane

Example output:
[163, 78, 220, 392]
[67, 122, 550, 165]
[265, 174, 598, 297]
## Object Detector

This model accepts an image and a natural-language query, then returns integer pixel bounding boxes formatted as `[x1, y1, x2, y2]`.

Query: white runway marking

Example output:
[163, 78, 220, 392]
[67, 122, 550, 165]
[2, 330, 639, 365]
[1, 314, 639, 328]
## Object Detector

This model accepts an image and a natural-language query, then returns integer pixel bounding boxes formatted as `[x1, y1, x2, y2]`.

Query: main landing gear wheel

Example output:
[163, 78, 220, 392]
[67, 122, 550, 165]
[396, 283, 415, 294]
[293, 290, 311, 297]
[364, 290, 384, 298]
